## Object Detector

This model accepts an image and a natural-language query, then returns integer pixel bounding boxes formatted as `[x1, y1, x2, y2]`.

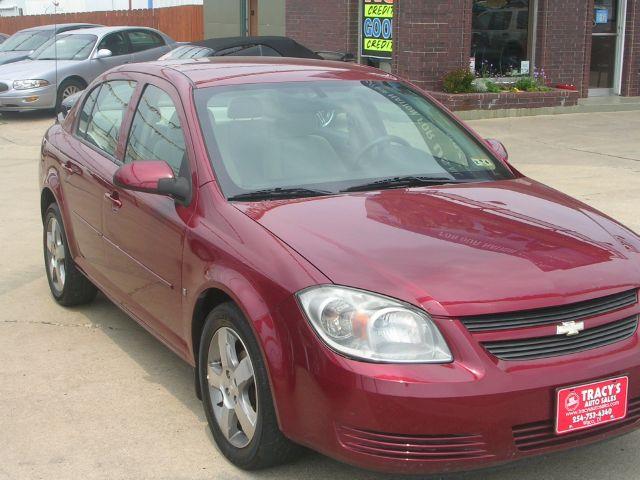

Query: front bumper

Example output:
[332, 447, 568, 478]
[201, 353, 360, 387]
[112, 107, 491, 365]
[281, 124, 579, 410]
[275, 296, 640, 474]
[0, 84, 56, 111]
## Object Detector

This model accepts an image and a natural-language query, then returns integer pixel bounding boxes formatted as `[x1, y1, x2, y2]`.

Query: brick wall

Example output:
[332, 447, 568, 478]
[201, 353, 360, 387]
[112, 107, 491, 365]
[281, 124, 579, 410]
[430, 89, 580, 111]
[285, 0, 359, 54]
[535, 0, 593, 97]
[393, 0, 472, 91]
[622, 0, 640, 96]
[284, 0, 640, 98]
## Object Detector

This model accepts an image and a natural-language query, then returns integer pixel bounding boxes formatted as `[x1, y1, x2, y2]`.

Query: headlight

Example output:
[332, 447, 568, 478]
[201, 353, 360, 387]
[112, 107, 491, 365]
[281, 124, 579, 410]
[13, 79, 50, 90]
[297, 285, 452, 363]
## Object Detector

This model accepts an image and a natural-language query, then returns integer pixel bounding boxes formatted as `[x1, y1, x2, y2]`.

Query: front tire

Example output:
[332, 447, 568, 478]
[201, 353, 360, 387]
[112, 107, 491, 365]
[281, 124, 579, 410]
[43, 203, 97, 306]
[198, 303, 302, 469]
[55, 79, 85, 113]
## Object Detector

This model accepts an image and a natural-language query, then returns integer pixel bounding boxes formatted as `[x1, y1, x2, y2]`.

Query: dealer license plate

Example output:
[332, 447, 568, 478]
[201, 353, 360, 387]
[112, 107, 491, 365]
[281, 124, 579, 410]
[556, 376, 628, 435]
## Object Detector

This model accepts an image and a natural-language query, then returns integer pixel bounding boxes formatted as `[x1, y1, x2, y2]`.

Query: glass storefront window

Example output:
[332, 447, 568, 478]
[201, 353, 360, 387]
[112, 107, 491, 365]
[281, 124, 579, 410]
[471, 0, 532, 76]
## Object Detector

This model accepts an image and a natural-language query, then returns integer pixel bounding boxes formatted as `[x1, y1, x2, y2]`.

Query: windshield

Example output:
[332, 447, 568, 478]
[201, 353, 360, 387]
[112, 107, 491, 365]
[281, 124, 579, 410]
[195, 81, 515, 199]
[0, 31, 51, 52]
[31, 34, 97, 60]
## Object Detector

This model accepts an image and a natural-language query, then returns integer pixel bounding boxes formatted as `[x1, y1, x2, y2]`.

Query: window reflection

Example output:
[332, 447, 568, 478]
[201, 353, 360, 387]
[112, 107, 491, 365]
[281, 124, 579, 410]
[125, 85, 187, 179]
[472, 0, 531, 76]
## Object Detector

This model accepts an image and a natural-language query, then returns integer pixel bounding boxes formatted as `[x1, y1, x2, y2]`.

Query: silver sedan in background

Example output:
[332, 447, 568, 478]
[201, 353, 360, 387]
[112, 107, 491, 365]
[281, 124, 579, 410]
[0, 33, 8, 44]
[0, 24, 100, 66]
[0, 26, 176, 112]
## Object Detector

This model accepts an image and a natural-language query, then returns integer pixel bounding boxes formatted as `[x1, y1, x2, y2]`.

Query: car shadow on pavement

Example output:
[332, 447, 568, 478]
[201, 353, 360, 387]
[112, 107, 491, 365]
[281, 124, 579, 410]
[68, 292, 640, 480]
[0, 110, 56, 124]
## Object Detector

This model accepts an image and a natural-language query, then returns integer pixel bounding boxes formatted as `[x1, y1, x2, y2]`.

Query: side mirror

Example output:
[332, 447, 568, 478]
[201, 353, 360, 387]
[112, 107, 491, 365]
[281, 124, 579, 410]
[57, 90, 83, 123]
[95, 48, 113, 59]
[114, 161, 190, 202]
[485, 138, 509, 163]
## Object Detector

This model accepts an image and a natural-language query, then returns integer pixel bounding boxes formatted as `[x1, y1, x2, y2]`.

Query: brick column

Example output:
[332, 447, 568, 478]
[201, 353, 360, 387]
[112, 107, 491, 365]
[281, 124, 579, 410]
[535, 0, 593, 97]
[393, 0, 473, 91]
[622, 0, 640, 96]
[286, 0, 359, 55]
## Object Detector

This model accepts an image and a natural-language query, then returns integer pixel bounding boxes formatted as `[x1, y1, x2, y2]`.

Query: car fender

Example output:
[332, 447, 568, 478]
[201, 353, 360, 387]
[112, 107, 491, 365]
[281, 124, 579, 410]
[182, 189, 330, 431]
[187, 261, 316, 435]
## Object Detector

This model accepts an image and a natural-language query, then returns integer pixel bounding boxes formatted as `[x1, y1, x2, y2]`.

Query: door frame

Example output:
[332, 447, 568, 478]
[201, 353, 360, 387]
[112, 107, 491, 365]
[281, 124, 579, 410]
[589, 0, 627, 97]
[242, 0, 258, 36]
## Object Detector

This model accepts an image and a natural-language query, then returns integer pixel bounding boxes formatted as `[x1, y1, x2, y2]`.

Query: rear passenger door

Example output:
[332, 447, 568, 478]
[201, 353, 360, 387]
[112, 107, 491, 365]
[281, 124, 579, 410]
[60, 78, 137, 283]
[102, 77, 194, 348]
[127, 29, 170, 62]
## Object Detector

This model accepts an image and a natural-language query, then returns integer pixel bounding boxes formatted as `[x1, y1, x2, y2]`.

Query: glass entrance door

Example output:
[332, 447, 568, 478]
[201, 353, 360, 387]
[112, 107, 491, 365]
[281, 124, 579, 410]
[589, 0, 624, 95]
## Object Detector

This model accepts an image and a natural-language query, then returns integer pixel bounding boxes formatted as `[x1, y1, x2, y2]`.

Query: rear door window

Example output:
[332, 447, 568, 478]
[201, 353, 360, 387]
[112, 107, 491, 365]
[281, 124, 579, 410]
[126, 30, 165, 53]
[77, 80, 137, 159]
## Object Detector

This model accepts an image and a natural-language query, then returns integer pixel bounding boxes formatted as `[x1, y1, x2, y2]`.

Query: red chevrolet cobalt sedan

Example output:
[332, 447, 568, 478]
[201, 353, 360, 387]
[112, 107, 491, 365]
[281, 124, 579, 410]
[39, 58, 640, 474]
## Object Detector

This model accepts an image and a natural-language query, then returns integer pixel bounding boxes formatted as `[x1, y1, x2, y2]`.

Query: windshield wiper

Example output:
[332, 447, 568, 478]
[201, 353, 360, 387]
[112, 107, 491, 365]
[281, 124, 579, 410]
[342, 176, 464, 193]
[228, 187, 333, 202]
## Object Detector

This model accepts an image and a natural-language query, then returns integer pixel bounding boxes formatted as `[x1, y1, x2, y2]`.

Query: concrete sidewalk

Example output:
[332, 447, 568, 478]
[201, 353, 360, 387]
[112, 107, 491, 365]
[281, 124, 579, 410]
[0, 111, 639, 480]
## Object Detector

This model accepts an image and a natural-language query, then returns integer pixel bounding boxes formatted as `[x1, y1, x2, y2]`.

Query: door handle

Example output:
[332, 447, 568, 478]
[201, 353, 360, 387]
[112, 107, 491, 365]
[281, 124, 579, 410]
[105, 191, 122, 210]
[61, 162, 76, 175]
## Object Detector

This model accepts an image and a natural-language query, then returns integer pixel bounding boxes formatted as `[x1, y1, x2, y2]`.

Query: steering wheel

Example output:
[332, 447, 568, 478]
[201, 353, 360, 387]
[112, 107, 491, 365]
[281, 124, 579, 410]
[355, 135, 411, 167]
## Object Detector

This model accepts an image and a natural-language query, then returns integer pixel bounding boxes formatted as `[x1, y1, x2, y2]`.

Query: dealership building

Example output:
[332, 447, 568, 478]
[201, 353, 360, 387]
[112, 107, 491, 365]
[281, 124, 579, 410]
[204, 0, 640, 110]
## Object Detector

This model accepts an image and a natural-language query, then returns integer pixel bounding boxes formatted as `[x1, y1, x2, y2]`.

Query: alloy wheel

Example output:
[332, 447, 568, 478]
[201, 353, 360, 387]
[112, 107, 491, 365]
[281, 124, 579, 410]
[61, 85, 80, 100]
[46, 216, 66, 293]
[206, 327, 258, 448]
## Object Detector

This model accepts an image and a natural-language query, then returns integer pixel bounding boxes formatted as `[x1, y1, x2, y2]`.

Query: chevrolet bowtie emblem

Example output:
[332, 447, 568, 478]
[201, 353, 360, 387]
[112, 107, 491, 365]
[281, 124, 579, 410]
[556, 321, 585, 337]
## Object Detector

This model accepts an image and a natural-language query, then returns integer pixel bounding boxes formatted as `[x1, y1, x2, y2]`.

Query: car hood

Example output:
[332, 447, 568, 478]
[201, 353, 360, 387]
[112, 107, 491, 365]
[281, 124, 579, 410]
[0, 50, 31, 65]
[0, 59, 77, 80]
[235, 178, 640, 317]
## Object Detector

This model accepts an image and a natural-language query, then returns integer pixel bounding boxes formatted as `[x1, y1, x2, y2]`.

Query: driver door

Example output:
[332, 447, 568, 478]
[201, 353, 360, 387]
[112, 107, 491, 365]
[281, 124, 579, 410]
[100, 77, 195, 349]
[90, 31, 132, 82]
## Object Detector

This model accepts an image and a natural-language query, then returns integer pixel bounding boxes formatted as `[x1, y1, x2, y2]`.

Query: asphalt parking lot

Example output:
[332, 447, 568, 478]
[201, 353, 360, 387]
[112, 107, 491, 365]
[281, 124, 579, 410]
[1, 109, 640, 480]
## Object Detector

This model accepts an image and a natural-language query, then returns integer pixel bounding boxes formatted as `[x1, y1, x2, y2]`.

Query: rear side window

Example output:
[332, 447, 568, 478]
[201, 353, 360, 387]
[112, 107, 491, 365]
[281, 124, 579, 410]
[77, 80, 137, 158]
[125, 85, 188, 178]
[216, 44, 282, 57]
[127, 30, 164, 53]
[77, 85, 101, 135]
[230, 44, 282, 57]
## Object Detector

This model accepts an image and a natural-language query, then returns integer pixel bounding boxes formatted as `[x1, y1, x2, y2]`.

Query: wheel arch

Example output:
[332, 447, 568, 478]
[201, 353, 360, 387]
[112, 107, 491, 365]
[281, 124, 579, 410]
[59, 75, 88, 90]
[40, 186, 57, 222]
[191, 287, 234, 371]
[188, 276, 295, 435]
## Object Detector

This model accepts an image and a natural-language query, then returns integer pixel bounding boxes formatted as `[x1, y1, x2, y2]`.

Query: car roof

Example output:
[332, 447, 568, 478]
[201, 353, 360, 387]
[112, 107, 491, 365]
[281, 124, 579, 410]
[119, 57, 396, 88]
[59, 26, 160, 36]
[20, 23, 99, 32]
[193, 36, 322, 59]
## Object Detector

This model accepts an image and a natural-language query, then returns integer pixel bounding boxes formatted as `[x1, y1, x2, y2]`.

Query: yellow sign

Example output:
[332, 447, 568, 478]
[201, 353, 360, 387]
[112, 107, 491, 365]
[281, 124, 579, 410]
[364, 39, 393, 53]
[364, 4, 393, 18]
[362, 0, 394, 58]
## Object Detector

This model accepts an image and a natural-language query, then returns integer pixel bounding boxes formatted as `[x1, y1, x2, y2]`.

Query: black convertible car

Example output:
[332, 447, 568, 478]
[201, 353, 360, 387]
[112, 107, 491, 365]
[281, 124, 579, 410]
[159, 35, 353, 62]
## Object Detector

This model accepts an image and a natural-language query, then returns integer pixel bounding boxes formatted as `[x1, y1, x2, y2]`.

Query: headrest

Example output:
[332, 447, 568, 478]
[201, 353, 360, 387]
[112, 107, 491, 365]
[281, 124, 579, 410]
[228, 96, 263, 120]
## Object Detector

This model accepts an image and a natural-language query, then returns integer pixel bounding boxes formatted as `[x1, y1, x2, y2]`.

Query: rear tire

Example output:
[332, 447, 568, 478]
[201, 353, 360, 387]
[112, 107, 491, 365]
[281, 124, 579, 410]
[198, 302, 303, 470]
[43, 203, 97, 306]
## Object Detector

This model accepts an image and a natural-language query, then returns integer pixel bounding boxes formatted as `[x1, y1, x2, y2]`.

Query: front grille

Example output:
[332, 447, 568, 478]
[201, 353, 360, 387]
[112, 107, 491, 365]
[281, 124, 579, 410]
[461, 289, 637, 332]
[482, 315, 638, 361]
[0, 82, 8, 93]
[336, 425, 493, 461]
[513, 397, 640, 452]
